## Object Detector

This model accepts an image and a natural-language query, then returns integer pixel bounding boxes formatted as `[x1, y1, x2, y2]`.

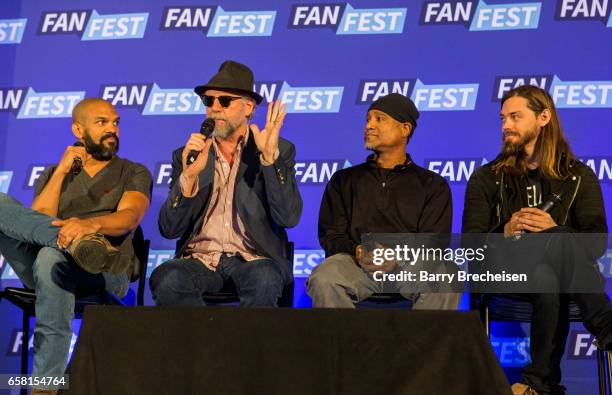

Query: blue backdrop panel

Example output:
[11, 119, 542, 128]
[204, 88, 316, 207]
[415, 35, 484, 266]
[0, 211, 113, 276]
[1, 1, 611, 393]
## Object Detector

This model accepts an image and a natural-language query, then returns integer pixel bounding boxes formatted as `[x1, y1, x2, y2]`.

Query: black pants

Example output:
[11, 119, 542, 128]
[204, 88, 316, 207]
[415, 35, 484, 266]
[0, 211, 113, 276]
[485, 228, 612, 393]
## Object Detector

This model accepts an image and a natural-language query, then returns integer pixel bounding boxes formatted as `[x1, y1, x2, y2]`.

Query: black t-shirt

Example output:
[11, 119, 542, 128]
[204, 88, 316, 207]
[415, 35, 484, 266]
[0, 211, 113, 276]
[34, 156, 152, 272]
[525, 168, 543, 208]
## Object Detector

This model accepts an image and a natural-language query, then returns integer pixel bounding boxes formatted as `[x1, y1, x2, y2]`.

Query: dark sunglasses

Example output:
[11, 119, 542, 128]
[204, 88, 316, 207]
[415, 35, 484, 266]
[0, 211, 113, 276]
[201, 95, 242, 108]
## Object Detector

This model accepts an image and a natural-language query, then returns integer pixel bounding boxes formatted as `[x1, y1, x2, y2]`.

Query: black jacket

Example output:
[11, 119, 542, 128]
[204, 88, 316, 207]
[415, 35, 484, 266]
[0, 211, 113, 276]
[318, 154, 452, 257]
[158, 135, 303, 281]
[462, 156, 608, 257]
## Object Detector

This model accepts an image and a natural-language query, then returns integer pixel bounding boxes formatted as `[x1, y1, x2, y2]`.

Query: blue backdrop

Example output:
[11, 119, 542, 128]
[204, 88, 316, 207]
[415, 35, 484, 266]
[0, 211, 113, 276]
[1, 1, 611, 393]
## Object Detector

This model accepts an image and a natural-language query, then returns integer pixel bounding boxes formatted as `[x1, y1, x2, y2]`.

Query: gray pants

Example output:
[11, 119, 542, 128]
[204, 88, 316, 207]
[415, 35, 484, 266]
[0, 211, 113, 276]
[307, 253, 460, 309]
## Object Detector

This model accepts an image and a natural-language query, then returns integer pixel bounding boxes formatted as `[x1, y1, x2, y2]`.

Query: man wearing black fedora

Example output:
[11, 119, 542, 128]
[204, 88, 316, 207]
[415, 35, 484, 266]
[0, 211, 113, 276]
[150, 60, 303, 307]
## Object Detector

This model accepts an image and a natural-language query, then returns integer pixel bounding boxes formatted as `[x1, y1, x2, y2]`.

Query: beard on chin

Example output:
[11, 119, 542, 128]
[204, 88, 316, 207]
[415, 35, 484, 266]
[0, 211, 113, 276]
[84, 132, 119, 161]
[364, 134, 378, 150]
[212, 117, 242, 139]
[501, 140, 524, 155]
[501, 129, 536, 156]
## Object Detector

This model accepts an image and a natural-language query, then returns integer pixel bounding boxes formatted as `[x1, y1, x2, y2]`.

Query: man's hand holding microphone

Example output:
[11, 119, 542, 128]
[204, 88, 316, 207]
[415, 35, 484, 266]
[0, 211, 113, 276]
[180, 119, 215, 197]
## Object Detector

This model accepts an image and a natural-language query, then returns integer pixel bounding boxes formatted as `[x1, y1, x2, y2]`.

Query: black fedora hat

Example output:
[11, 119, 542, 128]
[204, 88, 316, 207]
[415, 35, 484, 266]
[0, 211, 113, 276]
[194, 60, 263, 104]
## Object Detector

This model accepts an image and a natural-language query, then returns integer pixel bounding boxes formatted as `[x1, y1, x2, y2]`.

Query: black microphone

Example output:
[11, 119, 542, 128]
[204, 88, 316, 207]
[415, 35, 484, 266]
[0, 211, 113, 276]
[70, 141, 84, 175]
[515, 191, 563, 240]
[539, 191, 563, 213]
[186, 118, 215, 166]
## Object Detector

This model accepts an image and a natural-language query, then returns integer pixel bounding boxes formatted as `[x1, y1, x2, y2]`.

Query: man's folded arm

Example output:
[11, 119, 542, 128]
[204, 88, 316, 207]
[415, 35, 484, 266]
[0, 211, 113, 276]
[32, 166, 62, 217]
[89, 165, 152, 236]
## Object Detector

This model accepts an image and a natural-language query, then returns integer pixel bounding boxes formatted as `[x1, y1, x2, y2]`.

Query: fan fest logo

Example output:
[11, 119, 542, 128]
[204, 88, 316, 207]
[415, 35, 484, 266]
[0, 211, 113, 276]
[255, 82, 344, 113]
[146, 249, 324, 278]
[0, 88, 85, 118]
[22, 155, 609, 192]
[493, 75, 612, 108]
[38, 10, 148, 40]
[427, 158, 489, 183]
[22, 159, 351, 190]
[425, 157, 612, 184]
[0, 171, 13, 193]
[289, 3, 407, 34]
[420, 0, 611, 30]
[161, 6, 276, 36]
[357, 79, 479, 111]
[490, 336, 530, 367]
[0, 18, 27, 44]
[568, 332, 598, 359]
[153, 160, 352, 187]
[556, 0, 612, 26]
[1, 256, 19, 280]
[99, 81, 344, 115]
[420, 1, 542, 30]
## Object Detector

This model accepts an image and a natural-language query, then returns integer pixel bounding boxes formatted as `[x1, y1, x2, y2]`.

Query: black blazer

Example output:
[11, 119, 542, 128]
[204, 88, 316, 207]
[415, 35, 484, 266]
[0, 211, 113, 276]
[158, 134, 303, 281]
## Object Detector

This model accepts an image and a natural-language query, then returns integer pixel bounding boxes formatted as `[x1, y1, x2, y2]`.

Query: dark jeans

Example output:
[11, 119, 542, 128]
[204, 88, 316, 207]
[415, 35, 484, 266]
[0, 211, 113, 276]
[520, 293, 569, 394]
[493, 228, 612, 394]
[149, 254, 286, 307]
[0, 193, 128, 384]
[520, 291, 612, 394]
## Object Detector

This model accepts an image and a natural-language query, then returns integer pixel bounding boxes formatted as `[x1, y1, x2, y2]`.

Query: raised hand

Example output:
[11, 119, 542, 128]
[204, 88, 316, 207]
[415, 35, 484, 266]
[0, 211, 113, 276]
[251, 99, 287, 163]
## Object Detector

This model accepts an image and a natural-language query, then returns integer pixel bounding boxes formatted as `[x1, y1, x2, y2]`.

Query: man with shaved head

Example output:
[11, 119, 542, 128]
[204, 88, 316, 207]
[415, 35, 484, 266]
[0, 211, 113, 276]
[0, 98, 152, 394]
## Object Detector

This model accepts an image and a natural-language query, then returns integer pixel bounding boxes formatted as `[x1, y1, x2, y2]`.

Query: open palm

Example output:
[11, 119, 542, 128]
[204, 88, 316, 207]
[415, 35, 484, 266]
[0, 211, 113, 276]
[251, 99, 287, 163]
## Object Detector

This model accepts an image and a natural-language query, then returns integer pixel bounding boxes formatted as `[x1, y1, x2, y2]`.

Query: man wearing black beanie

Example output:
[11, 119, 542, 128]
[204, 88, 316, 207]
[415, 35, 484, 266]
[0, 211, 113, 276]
[307, 93, 460, 309]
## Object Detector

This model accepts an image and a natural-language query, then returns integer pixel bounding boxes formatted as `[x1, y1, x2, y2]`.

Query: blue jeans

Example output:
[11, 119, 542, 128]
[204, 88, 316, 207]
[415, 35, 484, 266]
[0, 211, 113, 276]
[149, 254, 285, 307]
[0, 193, 128, 383]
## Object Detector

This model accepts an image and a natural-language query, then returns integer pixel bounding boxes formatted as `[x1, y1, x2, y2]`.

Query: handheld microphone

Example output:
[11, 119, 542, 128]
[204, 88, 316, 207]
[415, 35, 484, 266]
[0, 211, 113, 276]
[539, 192, 563, 213]
[186, 118, 215, 166]
[514, 191, 563, 240]
[70, 141, 84, 175]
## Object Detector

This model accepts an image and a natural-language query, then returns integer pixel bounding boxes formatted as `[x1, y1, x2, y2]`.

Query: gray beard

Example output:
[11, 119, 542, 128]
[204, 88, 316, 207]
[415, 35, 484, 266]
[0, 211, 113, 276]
[213, 126, 234, 139]
[212, 118, 243, 139]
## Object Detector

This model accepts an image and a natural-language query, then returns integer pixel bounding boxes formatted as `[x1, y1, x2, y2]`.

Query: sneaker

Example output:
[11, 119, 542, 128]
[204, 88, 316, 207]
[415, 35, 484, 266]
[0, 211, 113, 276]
[68, 233, 122, 274]
[594, 335, 612, 350]
[511, 383, 539, 395]
[30, 389, 58, 395]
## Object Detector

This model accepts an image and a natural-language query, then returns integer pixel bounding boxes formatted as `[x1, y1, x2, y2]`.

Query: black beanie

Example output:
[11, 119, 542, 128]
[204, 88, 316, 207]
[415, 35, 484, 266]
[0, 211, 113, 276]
[368, 93, 419, 129]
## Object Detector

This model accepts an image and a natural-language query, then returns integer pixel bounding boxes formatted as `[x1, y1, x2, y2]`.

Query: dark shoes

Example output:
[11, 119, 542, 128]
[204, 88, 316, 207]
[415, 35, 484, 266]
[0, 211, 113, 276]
[68, 233, 127, 274]
[511, 382, 567, 395]
[511, 383, 539, 395]
[30, 389, 58, 395]
[595, 337, 612, 351]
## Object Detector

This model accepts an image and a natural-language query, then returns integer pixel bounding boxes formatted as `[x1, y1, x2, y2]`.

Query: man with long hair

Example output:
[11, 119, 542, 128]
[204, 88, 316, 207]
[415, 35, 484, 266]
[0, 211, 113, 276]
[463, 85, 612, 395]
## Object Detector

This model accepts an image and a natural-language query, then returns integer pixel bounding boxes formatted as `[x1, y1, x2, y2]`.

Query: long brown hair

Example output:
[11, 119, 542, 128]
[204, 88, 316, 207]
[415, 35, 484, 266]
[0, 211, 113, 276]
[493, 85, 575, 179]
